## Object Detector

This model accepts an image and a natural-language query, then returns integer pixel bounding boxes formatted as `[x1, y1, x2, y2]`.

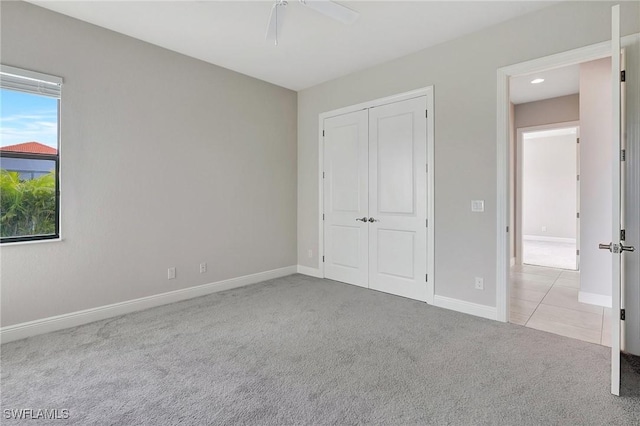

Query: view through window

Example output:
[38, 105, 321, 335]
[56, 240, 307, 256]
[1, 67, 61, 243]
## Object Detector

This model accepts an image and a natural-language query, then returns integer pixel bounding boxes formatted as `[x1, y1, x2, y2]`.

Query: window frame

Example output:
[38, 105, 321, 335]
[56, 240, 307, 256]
[1, 66, 63, 244]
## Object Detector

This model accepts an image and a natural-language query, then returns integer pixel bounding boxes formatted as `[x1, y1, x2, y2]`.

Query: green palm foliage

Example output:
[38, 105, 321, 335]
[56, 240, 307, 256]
[0, 170, 56, 238]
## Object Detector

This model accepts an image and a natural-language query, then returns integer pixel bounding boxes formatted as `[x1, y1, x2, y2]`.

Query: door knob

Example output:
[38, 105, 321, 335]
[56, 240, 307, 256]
[368, 217, 379, 223]
[599, 242, 635, 253]
[356, 217, 368, 222]
[621, 244, 636, 252]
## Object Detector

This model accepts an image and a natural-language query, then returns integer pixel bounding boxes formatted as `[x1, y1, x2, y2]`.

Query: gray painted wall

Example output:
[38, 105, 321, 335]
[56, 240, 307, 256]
[0, 1, 297, 326]
[297, 1, 639, 310]
[514, 94, 580, 130]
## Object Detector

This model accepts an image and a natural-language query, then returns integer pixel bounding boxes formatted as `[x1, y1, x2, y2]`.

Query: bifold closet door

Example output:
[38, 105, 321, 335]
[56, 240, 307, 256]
[368, 97, 428, 301]
[323, 110, 369, 288]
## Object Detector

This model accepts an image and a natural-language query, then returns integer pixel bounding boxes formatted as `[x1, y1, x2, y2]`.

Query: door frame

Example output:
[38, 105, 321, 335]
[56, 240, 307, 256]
[318, 86, 435, 304]
[496, 41, 614, 323]
[515, 121, 580, 269]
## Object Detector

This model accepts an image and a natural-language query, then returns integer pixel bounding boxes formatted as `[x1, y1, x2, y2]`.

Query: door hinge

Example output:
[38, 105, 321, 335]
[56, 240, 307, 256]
[621, 229, 626, 241]
[425, 110, 428, 118]
[621, 149, 626, 161]
[426, 274, 428, 282]
[426, 163, 428, 173]
[621, 309, 625, 321]
[576, 249, 580, 255]
[577, 137, 580, 144]
[621, 70, 626, 82]
[322, 214, 325, 221]
[322, 256, 325, 263]
[577, 174, 580, 181]
[323, 171, 325, 178]
[577, 212, 580, 219]
[426, 219, 428, 227]
[322, 130, 325, 137]
[506, 226, 509, 232]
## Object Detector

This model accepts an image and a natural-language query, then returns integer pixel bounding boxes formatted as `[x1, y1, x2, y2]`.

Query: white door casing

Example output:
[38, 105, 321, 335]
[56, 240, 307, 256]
[323, 110, 369, 288]
[368, 97, 429, 301]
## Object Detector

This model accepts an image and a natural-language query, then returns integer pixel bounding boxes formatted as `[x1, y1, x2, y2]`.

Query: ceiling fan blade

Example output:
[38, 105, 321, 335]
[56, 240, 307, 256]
[302, 0, 359, 24]
[265, 2, 287, 44]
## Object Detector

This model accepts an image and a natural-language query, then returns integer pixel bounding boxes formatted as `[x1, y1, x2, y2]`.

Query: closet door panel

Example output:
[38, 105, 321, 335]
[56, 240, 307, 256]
[323, 110, 369, 287]
[368, 97, 428, 301]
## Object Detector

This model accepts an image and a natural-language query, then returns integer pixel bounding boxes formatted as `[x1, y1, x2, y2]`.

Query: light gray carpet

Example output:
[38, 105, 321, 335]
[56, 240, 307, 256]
[2, 274, 639, 425]
[523, 239, 577, 270]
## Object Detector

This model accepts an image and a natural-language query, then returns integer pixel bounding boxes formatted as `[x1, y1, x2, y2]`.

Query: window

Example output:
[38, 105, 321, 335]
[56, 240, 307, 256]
[0, 65, 62, 243]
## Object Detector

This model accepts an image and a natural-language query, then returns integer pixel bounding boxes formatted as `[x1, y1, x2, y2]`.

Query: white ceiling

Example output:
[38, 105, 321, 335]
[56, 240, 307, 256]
[28, 0, 555, 91]
[510, 64, 580, 105]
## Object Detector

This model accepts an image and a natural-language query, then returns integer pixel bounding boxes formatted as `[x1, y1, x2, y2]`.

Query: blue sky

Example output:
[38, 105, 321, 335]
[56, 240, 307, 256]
[0, 89, 58, 148]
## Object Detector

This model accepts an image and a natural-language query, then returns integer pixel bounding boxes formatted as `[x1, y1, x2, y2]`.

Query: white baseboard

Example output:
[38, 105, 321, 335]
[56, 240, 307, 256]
[433, 295, 497, 321]
[0, 265, 297, 344]
[297, 265, 323, 278]
[578, 291, 612, 308]
[523, 235, 577, 244]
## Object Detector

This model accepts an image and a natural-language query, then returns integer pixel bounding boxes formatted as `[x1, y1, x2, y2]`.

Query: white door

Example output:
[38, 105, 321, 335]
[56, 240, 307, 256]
[368, 97, 428, 301]
[323, 110, 369, 288]
[605, 4, 632, 396]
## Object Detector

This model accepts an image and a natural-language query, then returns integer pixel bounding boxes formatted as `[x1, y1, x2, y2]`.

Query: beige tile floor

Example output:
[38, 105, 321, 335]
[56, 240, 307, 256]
[509, 264, 611, 346]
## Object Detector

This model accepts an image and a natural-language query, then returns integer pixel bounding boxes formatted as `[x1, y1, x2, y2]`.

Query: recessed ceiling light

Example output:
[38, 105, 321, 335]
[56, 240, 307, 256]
[531, 78, 545, 84]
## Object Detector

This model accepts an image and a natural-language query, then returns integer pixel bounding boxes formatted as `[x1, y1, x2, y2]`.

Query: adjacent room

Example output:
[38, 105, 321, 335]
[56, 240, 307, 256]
[507, 58, 616, 347]
[1, 1, 639, 424]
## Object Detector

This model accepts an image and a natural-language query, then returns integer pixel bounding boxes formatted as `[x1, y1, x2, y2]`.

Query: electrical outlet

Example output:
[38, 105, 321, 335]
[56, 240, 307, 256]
[475, 277, 484, 290]
[199, 262, 207, 274]
[308, 249, 313, 258]
[168, 267, 176, 280]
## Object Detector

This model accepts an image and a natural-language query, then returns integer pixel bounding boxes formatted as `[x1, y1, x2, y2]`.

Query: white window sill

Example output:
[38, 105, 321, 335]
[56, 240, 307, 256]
[1, 237, 63, 247]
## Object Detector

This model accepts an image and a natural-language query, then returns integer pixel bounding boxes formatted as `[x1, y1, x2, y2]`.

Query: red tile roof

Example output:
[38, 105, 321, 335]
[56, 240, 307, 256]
[0, 142, 57, 155]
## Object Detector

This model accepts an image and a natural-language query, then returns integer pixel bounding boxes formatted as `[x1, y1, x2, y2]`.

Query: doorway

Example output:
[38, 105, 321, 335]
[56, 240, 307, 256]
[518, 124, 580, 271]
[497, 12, 639, 395]
[507, 58, 614, 347]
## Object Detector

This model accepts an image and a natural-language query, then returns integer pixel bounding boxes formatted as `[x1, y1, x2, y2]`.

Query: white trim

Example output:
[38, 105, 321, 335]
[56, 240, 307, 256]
[496, 36, 640, 324]
[425, 90, 435, 304]
[578, 291, 612, 308]
[318, 113, 325, 278]
[0, 266, 297, 344]
[497, 63, 510, 323]
[1, 237, 63, 247]
[523, 235, 577, 244]
[297, 265, 323, 278]
[433, 295, 497, 321]
[319, 87, 432, 120]
[0, 64, 62, 85]
[318, 86, 435, 303]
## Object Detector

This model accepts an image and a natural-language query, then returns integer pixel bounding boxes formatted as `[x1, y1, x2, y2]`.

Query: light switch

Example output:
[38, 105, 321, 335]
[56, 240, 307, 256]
[471, 200, 484, 213]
